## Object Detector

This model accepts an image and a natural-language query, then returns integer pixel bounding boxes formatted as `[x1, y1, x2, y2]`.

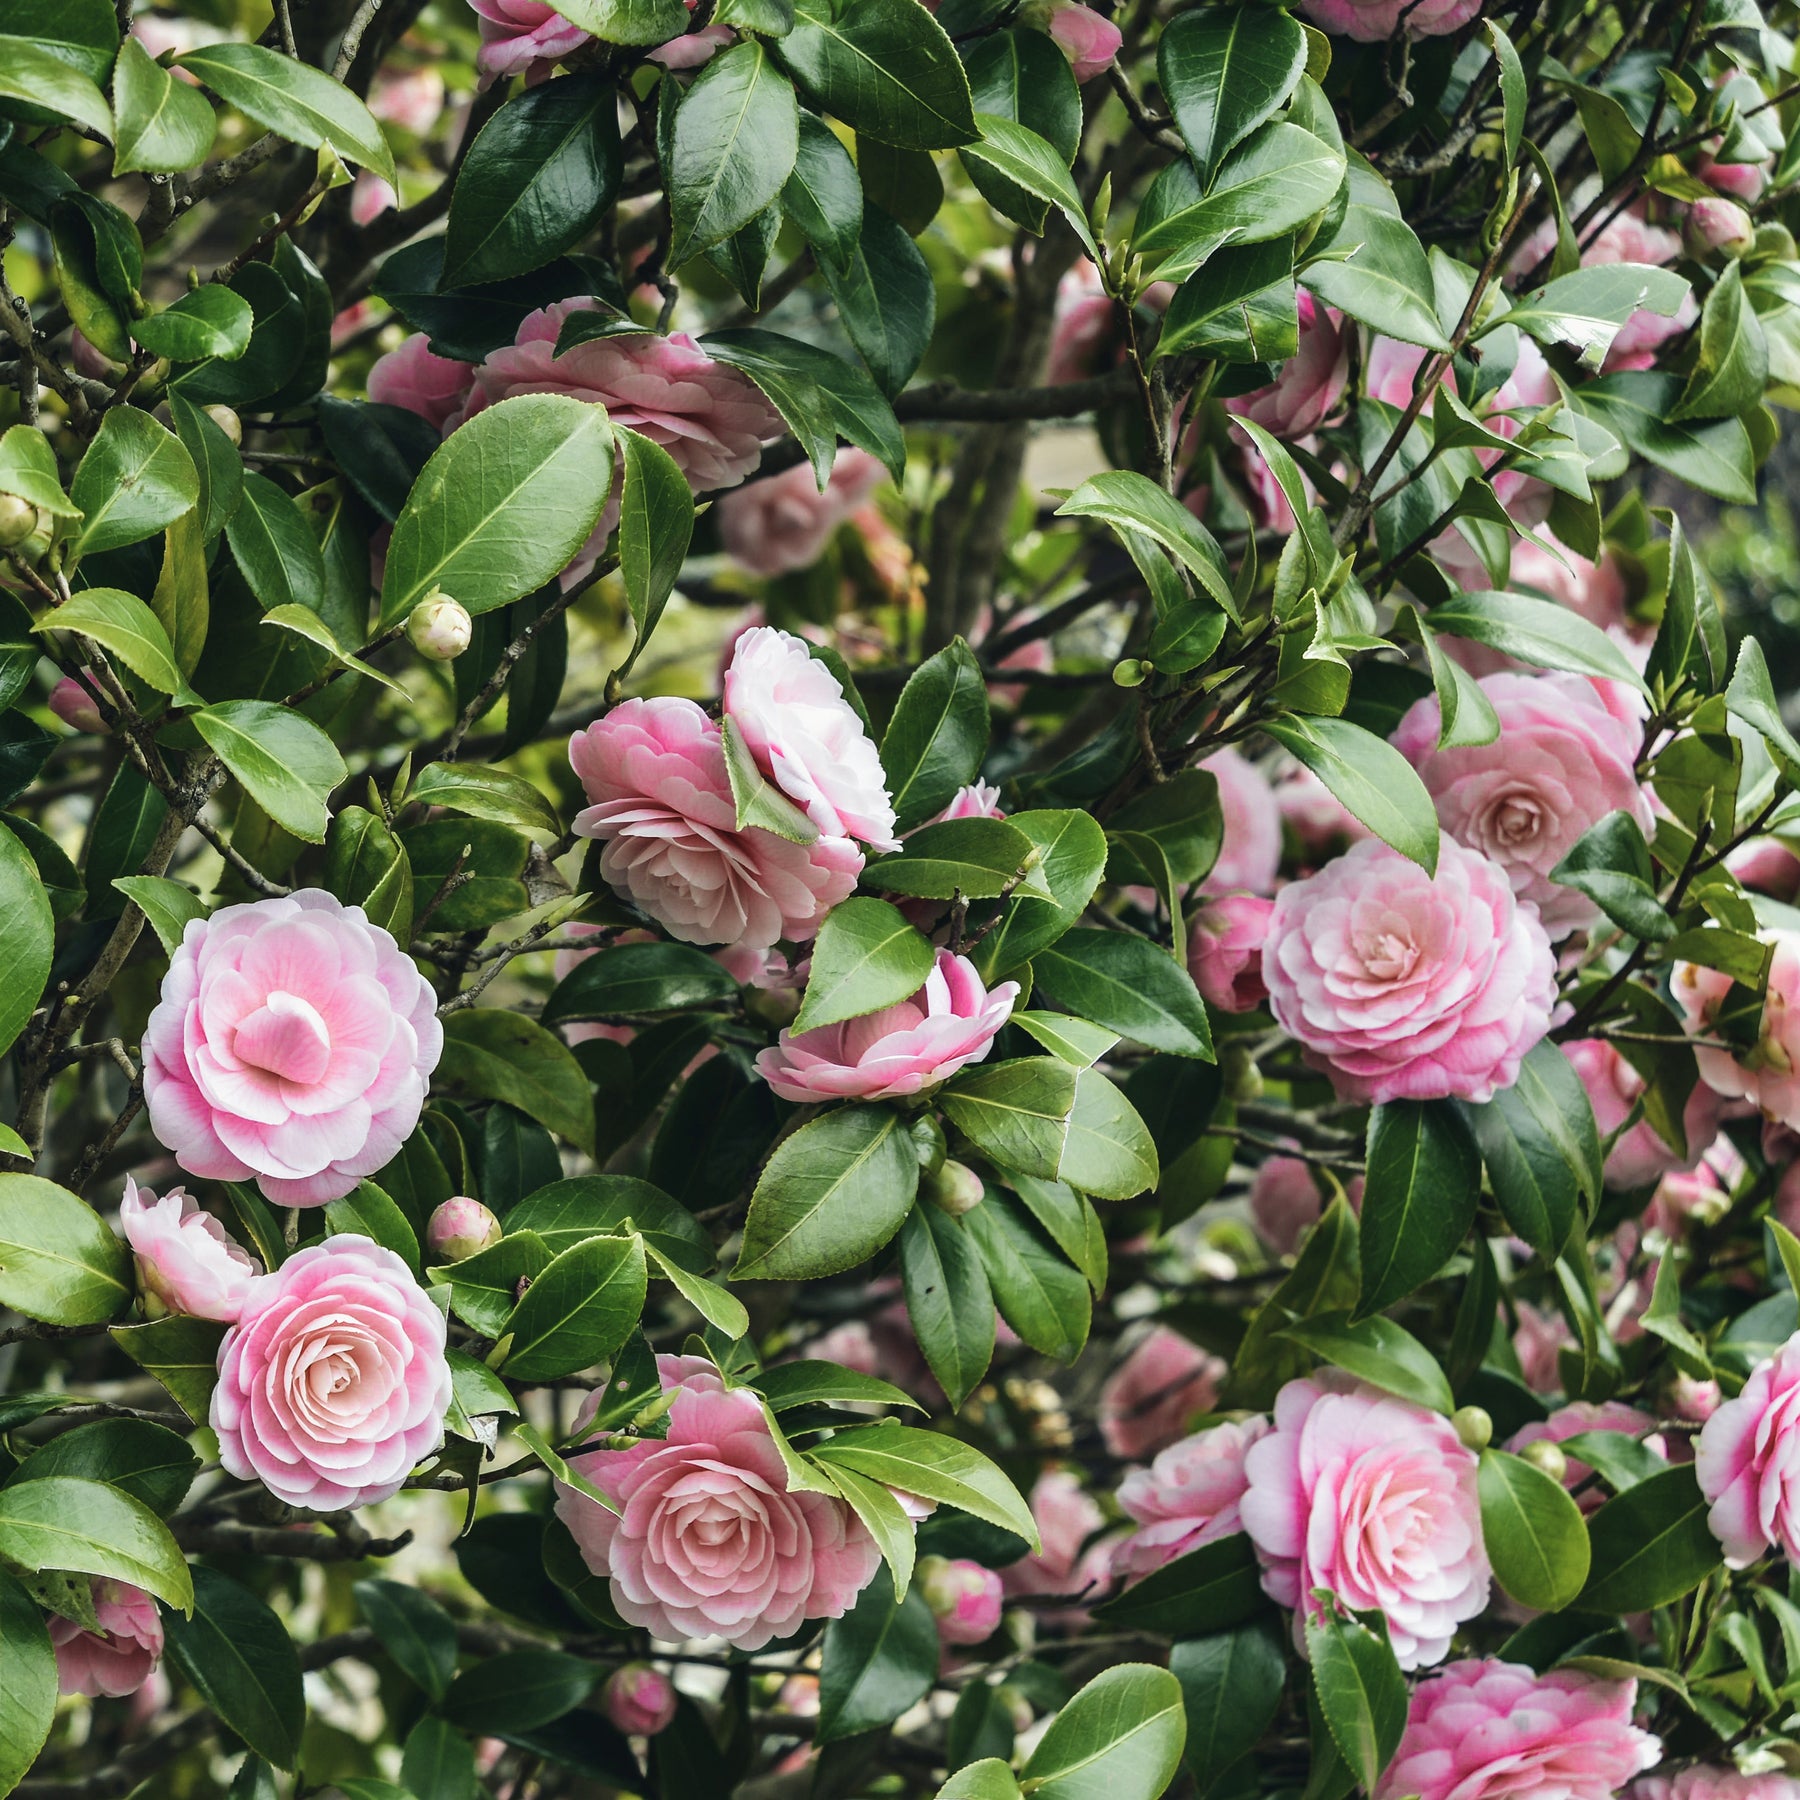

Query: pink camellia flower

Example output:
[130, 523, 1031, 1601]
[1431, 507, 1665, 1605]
[1561, 1037, 1730, 1191]
[1728, 837, 1800, 900]
[425, 1196, 503, 1263]
[1698, 152, 1768, 202]
[1686, 196, 1756, 258]
[649, 20, 734, 65]
[1513, 1302, 1572, 1395]
[1633, 1771, 1800, 1800]
[367, 333, 477, 434]
[918, 1555, 1005, 1645]
[1246, 1156, 1364, 1257]
[1188, 893, 1275, 1013]
[1506, 1401, 1667, 1516]
[1241, 1371, 1488, 1669]
[602, 1664, 679, 1737]
[715, 452, 885, 577]
[724, 626, 900, 850]
[213, 1235, 452, 1510]
[49, 1581, 164, 1698]
[1392, 673, 1652, 942]
[1378, 1660, 1660, 1800]
[141, 890, 442, 1207]
[570, 697, 862, 951]
[1696, 1335, 1800, 1564]
[756, 950, 1017, 1102]
[554, 1356, 881, 1649]
[1116, 1418, 1269, 1578]
[1510, 533, 1645, 646]
[1226, 294, 1350, 437]
[118, 1175, 260, 1322]
[1099, 1326, 1227, 1459]
[466, 0, 591, 82]
[1001, 1470, 1116, 1621]
[1048, 261, 1116, 386]
[1262, 835, 1557, 1106]
[927, 782, 1005, 825]
[368, 66, 446, 134]
[1300, 0, 1477, 40]
[1677, 930, 1800, 1129]
[1277, 763, 1368, 860]
[1045, 3, 1121, 79]
[49, 675, 108, 734]
[1202, 748, 1282, 896]
[351, 172, 397, 226]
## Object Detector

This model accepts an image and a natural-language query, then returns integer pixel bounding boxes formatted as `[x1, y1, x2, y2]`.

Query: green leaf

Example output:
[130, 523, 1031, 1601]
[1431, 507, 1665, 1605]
[940, 1762, 1025, 1800]
[408, 761, 561, 837]
[1022, 1664, 1188, 1800]
[881, 638, 990, 828]
[1261, 714, 1440, 871]
[1578, 1463, 1721, 1612]
[133, 284, 251, 362]
[1304, 206, 1449, 353]
[1478, 1448, 1591, 1612]
[960, 113, 1098, 260]
[0, 0, 116, 83]
[0, 35, 113, 139]
[71, 406, 199, 557]
[177, 42, 394, 180]
[1484, 20, 1525, 164]
[817, 1579, 940, 1743]
[717, 712, 821, 842]
[226, 471, 327, 614]
[354, 1577, 458, 1704]
[502, 1232, 647, 1381]
[168, 392, 243, 539]
[545, 941, 737, 1023]
[614, 427, 692, 681]
[899, 1202, 995, 1408]
[1569, 371, 1756, 505]
[0, 1476, 191, 1614]
[10, 1417, 198, 1517]
[324, 1180, 420, 1273]
[1158, 238, 1296, 366]
[1158, 4, 1306, 181]
[1061, 1067, 1161, 1200]
[1305, 1606, 1407, 1796]
[37, 586, 195, 701]
[1427, 590, 1649, 692]
[820, 201, 936, 395]
[645, 1243, 749, 1339]
[193, 700, 346, 844]
[818, 1460, 918, 1600]
[0, 424, 77, 517]
[966, 1190, 1090, 1361]
[0, 1174, 130, 1325]
[1172, 1618, 1287, 1794]
[792, 896, 936, 1033]
[262, 602, 408, 696]
[1094, 1533, 1266, 1635]
[812, 1423, 1038, 1545]
[943, 1057, 1078, 1181]
[403, 1716, 477, 1800]
[1281, 1312, 1453, 1414]
[668, 42, 799, 266]
[0, 821, 51, 1064]
[737, 1105, 921, 1278]
[433, 1231, 552, 1338]
[1673, 261, 1767, 421]
[112, 35, 215, 173]
[110, 874, 205, 956]
[961, 28, 1078, 228]
[1056, 471, 1238, 622]
[1464, 1040, 1600, 1261]
[1034, 929, 1213, 1061]
[1726, 635, 1800, 789]
[324, 807, 411, 942]
[1500, 262, 1690, 374]
[379, 393, 616, 629]
[441, 1650, 598, 1733]
[775, 0, 978, 149]
[1356, 1100, 1480, 1316]
[1548, 810, 1674, 943]
[437, 1010, 597, 1155]
[865, 816, 1045, 901]
[109, 1314, 226, 1423]
[0, 1568, 56, 1795]
[784, 109, 864, 268]
[973, 809, 1109, 978]
[444, 73, 621, 287]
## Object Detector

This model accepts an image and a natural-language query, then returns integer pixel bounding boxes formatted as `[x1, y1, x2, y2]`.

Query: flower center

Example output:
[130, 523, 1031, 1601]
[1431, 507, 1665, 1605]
[233, 990, 333, 1085]
[1489, 792, 1542, 847]
[1354, 930, 1418, 982]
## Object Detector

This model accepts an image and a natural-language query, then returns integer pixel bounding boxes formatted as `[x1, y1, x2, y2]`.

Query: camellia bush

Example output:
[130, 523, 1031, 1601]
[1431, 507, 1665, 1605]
[15, 0, 1800, 1793]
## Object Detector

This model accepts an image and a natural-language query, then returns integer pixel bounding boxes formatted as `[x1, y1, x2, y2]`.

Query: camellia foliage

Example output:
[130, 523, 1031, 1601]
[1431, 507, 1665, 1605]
[11, 0, 1800, 1793]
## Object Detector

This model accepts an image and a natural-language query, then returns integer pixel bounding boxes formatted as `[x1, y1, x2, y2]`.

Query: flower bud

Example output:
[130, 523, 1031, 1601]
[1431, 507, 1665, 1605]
[1685, 196, 1756, 259]
[602, 1663, 678, 1737]
[1188, 894, 1275, 1014]
[1452, 1405, 1493, 1452]
[1044, 1, 1123, 81]
[924, 1158, 985, 1217]
[918, 1554, 1004, 1646]
[0, 493, 36, 548]
[49, 676, 108, 735]
[407, 595, 473, 662]
[1519, 1437, 1567, 1483]
[426, 1196, 502, 1263]
[202, 404, 243, 447]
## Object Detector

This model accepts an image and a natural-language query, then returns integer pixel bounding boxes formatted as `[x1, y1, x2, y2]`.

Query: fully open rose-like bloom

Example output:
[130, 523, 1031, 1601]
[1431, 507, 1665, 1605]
[213, 1236, 451, 1510]
[368, 333, 476, 432]
[466, 0, 590, 81]
[1562, 1037, 1731, 1190]
[554, 1356, 881, 1648]
[1099, 1326, 1228, 1459]
[724, 626, 899, 849]
[1678, 931, 1800, 1130]
[1116, 1419, 1269, 1578]
[49, 1581, 164, 1698]
[715, 451, 886, 577]
[142, 890, 442, 1206]
[1241, 1371, 1489, 1669]
[1262, 836, 1557, 1105]
[756, 950, 1017, 1102]
[1506, 1401, 1668, 1516]
[1301, 0, 1478, 41]
[1226, 293, 1349, 437]
[1379, 1660, 1661, 1800]
[1393, 673, 1652, 941]
[1696, 1335, 1800, 1564]
[119, 1176, 260, 1321]
[1633, 1771, 1800, 1800]
[571, 697, 862, 951]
